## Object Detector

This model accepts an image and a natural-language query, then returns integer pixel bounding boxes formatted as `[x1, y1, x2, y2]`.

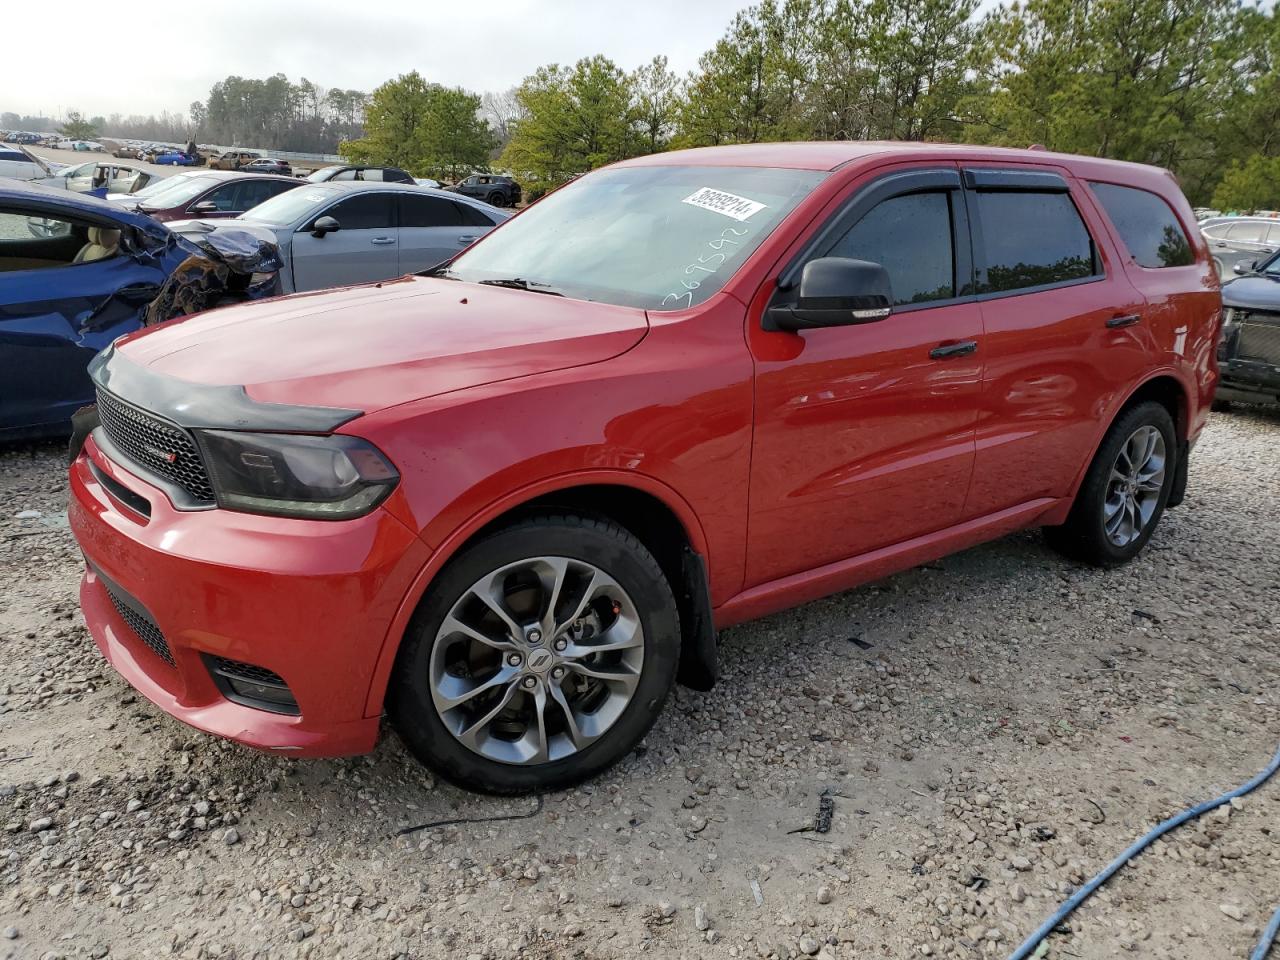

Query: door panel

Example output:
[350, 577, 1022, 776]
[745, 167, 983, 586]
[290, 193, 397, 291]
[396, 194, 473, 273]
[964, 170, 1149, 517]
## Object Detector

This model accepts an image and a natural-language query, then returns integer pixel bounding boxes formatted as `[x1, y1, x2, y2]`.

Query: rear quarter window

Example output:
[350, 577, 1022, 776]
[1089, 182, 1194, 268]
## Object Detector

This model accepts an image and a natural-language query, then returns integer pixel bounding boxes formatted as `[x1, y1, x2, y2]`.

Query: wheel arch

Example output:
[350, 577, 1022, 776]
[362, 472, 717, 718]
[1050, 371, 1192, 526]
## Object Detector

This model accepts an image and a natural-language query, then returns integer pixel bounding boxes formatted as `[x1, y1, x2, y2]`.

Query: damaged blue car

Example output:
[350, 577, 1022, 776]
[0, 180, 280, 441]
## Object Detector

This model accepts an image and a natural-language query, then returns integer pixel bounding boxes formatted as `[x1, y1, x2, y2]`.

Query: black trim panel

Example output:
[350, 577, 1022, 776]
[963, 168, 1069, 192]
[89, 344, 361, 432]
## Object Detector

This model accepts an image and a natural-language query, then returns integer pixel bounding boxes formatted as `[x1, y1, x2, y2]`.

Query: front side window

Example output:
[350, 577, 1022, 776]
[446, 165, 825, 310]
[827, 192, 955, 305]
[974, 191, 1096, 293]
[1226, 222, 1264, 242]
[323, 193, 394, 230]
[0, 209, 119, 271]
[1089, 182, 1194, 268]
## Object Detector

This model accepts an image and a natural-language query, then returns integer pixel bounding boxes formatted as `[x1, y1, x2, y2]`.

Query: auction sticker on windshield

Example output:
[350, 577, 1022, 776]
[682, 187, 767, 222]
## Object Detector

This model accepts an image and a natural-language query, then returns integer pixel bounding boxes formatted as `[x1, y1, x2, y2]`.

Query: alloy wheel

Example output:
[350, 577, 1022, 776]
[428, 556, 644, 765]
[1103, 425, 1166, 547]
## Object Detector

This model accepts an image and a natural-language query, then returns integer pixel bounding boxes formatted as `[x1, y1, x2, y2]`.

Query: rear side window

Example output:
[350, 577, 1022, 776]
[399, 194, 464, 228]
[456, 202, 495, 227]
[828, 192, 955, 305]
[1090, 182, 1194, 268]
[974, 191, 1096, 293]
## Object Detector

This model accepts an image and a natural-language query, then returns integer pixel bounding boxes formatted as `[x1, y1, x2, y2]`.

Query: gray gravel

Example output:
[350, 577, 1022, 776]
[1, 407, 1277, 959]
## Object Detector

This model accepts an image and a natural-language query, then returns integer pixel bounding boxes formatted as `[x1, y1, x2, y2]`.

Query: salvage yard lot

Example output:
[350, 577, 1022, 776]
[0, 409, 1277, 960]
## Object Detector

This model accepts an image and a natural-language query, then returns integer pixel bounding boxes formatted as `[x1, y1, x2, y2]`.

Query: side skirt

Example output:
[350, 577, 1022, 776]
[713, 498, 1065, 629]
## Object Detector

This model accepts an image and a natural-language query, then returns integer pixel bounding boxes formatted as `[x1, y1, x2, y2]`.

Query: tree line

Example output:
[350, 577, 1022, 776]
[8, 0, 1278, 206]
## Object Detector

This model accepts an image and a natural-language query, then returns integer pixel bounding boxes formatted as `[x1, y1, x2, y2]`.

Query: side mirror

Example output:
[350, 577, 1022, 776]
[191, 200, 219, 213]
[1233, 260, 1256, 276]
[766, 257, 894, 332]
[311, 215, 340, 237]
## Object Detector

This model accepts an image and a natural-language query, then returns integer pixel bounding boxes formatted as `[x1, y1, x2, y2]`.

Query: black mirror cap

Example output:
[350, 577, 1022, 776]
[1233, 260, 1256, 275]
[767, 257, 894, 332]
[311, 215, 340, 237]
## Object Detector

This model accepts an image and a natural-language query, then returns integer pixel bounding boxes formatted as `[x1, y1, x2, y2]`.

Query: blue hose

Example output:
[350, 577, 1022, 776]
[1252, 906, 1280, 960]
[1008, 744, 1280, 960]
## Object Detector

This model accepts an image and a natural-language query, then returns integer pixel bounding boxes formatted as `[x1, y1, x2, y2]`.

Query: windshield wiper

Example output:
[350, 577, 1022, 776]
[477, 277, 564, 296]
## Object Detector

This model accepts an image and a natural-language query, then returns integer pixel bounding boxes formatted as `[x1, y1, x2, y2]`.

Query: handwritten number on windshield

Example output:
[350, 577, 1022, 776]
[661, 227, 749, 309]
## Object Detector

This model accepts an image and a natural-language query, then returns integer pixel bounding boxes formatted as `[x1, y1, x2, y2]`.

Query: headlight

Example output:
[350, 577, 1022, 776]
[199, 430, 398, 519]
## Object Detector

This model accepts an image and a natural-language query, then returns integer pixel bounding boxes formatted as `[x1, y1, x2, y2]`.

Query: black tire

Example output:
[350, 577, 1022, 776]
[388, 513, 680, 794]
[486, 191, 505, 207]
[1045, 401, 1177, 567]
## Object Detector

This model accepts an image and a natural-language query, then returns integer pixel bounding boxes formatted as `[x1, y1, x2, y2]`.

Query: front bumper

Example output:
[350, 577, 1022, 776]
[1218, 358, 1280, 404]
[69, 433, 430, 757]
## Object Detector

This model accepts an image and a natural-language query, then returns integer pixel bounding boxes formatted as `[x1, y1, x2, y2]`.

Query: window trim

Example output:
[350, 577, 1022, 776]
[964, 170, 1106, 300]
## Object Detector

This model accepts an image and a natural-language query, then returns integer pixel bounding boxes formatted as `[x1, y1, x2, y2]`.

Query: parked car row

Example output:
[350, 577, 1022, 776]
[1201, 216, 1280, 277]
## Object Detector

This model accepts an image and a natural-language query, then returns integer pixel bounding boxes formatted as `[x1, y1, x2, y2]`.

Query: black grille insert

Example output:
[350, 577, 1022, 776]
[96, 389, 215, 503]
[102, 581, 175, 667]
[206, 656, 299, 715]
[1238, 318, 1280, 366]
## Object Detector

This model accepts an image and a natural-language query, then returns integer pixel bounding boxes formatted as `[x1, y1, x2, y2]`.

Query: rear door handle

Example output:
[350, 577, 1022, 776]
[929, 340, 977, 360]
[1106, 314, 1141, 329]
[371, 237, 396, 245]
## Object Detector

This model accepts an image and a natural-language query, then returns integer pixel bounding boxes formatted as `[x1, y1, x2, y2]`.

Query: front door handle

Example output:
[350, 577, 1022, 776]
[929, 340, 977, 360]
[457, 235, 479, 244]
[371, 237, 396, 245]
[1106, 314, 1142, 329]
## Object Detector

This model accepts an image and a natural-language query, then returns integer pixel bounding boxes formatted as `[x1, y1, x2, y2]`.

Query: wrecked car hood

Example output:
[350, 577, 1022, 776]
[111, 276, 649, 413]
[1221, 274, 1280, 313]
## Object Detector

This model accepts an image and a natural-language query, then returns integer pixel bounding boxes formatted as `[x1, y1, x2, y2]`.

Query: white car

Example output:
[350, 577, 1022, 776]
[415, 177, 442, 189]
[0, 145, 51, 180]
[38, 160, 161, 196]
[54, 139, 105, 152]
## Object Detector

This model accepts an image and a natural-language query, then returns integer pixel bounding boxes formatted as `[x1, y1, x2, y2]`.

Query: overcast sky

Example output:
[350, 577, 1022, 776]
[6, 0, 751, 120]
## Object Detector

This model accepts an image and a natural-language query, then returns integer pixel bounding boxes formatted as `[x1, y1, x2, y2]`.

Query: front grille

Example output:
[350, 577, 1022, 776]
[103, 583, 175, 666]
[96, 389, 215, 502]
[209, 657, 285, 687]
[1238, 317, 1280, 366]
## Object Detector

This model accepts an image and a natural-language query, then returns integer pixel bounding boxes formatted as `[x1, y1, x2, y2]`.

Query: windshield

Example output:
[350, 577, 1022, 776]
[138, 175, 218, 210]
[1262, 251, 1280, 276]
[128, 172, 198, 200]
[445, 165, 826, 310]
[240, 187, 333, 225]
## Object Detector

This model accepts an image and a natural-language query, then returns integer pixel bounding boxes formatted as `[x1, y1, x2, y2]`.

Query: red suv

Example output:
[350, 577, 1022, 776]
[69, 143, 1219, 793]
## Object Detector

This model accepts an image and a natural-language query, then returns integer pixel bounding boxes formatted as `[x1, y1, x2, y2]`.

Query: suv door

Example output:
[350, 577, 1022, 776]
[745, 167, 984, 584]
[397, 193, 484, 272]
[961, 167, 1148, 517]
[290, 192, 398, 291]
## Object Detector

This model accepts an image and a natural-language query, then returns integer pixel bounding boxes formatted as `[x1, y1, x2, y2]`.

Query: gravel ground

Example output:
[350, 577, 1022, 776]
[1, 408, 1277, 960]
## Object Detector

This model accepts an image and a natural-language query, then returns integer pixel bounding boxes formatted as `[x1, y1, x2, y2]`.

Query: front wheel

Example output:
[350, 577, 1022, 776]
[1045, 401, 1177, 567]
[388, 514, 680, 794]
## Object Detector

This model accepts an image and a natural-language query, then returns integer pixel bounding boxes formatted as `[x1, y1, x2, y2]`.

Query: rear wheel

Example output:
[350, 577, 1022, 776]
[1045, 401, 1176, 567]
[486, 191, 505, 207]
[388, 514, 680, 794]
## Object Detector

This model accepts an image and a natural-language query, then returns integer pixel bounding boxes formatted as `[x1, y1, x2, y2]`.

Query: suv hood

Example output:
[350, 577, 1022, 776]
[1221, 274, 1280, 312]
[112, 276, 649, 414]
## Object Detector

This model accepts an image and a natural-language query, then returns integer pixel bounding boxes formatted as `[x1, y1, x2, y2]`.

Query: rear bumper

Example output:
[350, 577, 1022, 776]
[69, 433, 431, 757]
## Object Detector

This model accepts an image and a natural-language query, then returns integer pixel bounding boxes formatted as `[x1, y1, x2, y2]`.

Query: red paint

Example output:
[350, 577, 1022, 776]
[71, 143, 1218, 757]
